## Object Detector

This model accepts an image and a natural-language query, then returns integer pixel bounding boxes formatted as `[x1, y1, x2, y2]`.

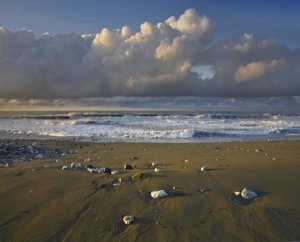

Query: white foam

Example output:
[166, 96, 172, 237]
[0, 112, 299, 141]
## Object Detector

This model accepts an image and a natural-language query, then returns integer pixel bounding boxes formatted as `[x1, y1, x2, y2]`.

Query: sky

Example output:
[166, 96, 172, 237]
[1, 0, 300, 48]
[0, 0, 299, 107]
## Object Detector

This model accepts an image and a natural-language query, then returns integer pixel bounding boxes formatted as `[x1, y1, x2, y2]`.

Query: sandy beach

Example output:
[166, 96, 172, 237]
[0, 140, 299, 242]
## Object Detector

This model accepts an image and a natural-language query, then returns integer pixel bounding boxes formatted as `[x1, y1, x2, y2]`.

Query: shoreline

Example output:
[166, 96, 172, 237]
[1, 139, 300, 241]
[1, 130, 300, 144]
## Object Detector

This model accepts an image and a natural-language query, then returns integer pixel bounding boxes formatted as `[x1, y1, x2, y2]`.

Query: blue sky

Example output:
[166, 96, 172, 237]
[0, 0, 299, 48]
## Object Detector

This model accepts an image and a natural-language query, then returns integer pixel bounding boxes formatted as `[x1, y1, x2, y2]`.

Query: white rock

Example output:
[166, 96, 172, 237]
[152, 161, 162, 167]
[84, 158, 91, 162]
[201, 166, 208, 171]
[184, 159, 189, 163]
[151, 190, 168, 199]
[154, 168, 160, 172]
[234, 191, 241, 196]
[241, 188, 258, 199]
[62, 165, 68, 170]
[111, 170, 119, 175]
[123, 215, 135, 225]
[87, 167, 94, 173]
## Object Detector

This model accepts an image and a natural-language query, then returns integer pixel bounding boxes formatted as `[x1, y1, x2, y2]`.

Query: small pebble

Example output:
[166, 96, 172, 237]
[200, 188, 208, 193]
[201, 166, 208, 172]
[123, 215, 135, 225]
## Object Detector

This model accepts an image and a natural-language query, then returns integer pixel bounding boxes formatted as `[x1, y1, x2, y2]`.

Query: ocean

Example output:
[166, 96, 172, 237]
[0, 111, 300, 142]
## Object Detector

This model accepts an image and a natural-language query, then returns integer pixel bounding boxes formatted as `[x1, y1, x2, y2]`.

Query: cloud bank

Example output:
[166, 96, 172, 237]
[0, 9, 299, 98]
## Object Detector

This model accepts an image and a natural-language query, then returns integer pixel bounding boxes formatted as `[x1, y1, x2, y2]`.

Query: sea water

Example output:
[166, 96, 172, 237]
[0, 112, 299, 142]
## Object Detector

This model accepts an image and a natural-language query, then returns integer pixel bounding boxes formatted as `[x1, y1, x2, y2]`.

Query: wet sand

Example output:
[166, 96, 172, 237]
[0, 140, 300, 242]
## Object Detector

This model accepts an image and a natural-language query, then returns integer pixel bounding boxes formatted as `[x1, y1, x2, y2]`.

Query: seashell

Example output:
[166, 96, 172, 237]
[123, 215, 135, 225]
[151, 190, 168, 198]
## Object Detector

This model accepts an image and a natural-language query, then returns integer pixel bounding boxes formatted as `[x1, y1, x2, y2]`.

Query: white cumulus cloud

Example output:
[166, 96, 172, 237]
[0, 9, 299, 99]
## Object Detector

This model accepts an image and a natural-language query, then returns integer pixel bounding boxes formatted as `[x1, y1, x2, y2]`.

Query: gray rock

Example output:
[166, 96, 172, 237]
[241, 188, 258, 199]
[124, 164, 133, 170]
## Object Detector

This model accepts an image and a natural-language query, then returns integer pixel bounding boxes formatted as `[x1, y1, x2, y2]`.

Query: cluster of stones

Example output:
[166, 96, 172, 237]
[0, 141, 62, 165]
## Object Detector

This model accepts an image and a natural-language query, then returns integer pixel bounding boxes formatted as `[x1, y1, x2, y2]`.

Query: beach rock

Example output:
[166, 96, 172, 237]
[241, 188, 258, 199]
[151, 190, 168, 198]
[87, 167, 94, 173]
[124, 164, 133, 170]
[70, 162, 85, 170]
[35, 154, 43, 159]
[234, 191, 241, 196]
[5, 163, 12, 168]
[154, 168, 160, 172]
[85, 164, 94, 169]
[62, 165, 68, 170]
[111, 170, 119, 175]
[131, 172, 146, 180]
[123, 215, 135, 225]
[152, 161, 162, 167]
[98, 167, 112, 174]
[200, 188, 208, 193]
[201, 166, 208, 171]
